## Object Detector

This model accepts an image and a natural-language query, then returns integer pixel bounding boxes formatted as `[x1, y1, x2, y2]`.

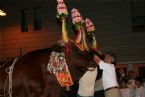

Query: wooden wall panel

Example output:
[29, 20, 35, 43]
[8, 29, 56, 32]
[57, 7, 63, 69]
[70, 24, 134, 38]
[0, 0, 61, 58]
[115, 64, 145, 78]
[0, 0, 145, 64]
[0, 26, 1, 58]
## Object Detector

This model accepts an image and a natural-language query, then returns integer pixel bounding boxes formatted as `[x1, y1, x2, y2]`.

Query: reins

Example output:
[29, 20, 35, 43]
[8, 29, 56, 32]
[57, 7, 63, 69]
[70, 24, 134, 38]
[0, 58, 18, 97]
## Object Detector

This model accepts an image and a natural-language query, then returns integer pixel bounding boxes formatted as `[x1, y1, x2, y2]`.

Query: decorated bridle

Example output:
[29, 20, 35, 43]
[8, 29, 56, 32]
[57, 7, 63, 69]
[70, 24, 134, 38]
[47, 0, 101, 90]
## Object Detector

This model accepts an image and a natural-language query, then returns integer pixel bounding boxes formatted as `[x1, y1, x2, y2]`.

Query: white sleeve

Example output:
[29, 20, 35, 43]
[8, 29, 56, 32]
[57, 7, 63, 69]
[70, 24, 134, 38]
[99, 60, 108, 70]
[142, 87, 145, 97]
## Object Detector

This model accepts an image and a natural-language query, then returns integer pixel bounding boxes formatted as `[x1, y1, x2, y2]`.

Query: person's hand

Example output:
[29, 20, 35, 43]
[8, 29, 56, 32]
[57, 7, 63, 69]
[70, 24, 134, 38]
[94, 55, 100, 64]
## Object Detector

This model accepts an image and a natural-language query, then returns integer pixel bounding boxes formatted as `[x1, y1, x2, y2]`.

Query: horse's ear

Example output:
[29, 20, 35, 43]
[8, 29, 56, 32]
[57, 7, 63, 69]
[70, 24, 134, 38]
[51, 44, 64, 52]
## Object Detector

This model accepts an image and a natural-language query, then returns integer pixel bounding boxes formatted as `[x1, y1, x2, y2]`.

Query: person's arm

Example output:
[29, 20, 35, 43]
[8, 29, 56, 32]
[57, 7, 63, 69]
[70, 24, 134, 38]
[94, 55, 100, 65]
[87, 61, 97, 71]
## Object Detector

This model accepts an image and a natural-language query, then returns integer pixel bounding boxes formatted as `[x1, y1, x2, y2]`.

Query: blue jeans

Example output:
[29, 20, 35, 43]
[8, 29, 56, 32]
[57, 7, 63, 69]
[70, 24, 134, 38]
[77, 94, 94, 97]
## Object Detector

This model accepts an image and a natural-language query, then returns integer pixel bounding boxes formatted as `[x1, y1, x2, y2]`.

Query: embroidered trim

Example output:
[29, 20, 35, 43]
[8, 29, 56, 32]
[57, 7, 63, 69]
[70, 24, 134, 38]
[47, 51, 73, 87]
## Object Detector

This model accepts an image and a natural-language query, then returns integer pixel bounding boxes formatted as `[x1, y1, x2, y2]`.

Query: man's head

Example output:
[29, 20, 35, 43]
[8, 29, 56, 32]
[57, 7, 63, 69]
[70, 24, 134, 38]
[135, 77, 143, 87]
[104, 52, 116, 64]
[119, 68, 126, 75]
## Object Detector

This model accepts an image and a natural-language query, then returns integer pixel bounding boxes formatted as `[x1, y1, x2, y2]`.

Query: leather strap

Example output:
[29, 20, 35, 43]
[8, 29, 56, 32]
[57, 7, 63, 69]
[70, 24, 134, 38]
[105, 86, 119, 92]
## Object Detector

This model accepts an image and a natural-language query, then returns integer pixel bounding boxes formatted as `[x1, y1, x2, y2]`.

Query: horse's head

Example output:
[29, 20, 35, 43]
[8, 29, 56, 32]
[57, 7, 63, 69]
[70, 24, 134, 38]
[63, 41, 98, 81]
[50, 39, 104, 81]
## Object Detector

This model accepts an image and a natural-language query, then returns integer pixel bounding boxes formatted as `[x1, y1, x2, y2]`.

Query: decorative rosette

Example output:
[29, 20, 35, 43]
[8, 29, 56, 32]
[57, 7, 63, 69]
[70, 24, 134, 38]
[71, 8, 83, 25]
[85, 18, 97, 50]
[71, 8, 89, 51]
[71, 8, 86, 32]
[57, 0, 68, 19]
[85, 18, 95, 33]
[57, 0, 63, 3]
[47, 52, 74, 87]
[71, 8, 83, 43]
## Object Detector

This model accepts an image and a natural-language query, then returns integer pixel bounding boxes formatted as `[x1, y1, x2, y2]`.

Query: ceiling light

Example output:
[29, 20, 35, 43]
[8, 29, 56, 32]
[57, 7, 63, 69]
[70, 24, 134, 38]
[0, 10, 6, 16]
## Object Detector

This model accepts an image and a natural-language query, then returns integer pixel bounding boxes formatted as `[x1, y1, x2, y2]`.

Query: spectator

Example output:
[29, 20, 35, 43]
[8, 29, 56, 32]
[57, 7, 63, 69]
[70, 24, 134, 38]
[117, 68, 128, 87]
[119, 68, 128, 81]
[135, 77, 145, 97]
[120, 79, 132, 97]
[127, 71, 136, 97]
[128, 71, 134, 80]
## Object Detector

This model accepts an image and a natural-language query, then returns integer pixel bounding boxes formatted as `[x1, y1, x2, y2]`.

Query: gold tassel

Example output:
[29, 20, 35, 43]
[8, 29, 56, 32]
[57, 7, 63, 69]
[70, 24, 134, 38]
[75, 30, 82, 44]
[81, 27, 89, 51]
[62, 17, 68, 43]
[92, 36, 97, 50]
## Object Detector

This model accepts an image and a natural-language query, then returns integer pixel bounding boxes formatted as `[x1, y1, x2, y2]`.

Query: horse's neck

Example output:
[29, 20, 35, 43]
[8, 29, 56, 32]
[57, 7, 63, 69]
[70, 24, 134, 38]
[67, 38, 86, 52]
[64, 39, 88, 55]
[63, 41, 90, 82]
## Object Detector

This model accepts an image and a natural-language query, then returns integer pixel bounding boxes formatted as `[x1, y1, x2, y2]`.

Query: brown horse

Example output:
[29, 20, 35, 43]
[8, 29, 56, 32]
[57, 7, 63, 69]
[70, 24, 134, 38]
[0, 41, 98, 97]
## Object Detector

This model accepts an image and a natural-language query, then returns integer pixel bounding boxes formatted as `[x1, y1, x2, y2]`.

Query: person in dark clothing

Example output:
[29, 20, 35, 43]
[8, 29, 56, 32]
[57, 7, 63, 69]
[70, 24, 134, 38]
[94, 67, 105, 97]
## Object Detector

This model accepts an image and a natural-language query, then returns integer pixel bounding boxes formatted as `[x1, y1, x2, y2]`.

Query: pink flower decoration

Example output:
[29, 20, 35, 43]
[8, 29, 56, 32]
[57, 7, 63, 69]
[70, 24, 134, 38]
[57, 0, 64, 4]
[57, 3, 68, 15]
[71, 8, 82, 24]
[85, 18, 95, 32]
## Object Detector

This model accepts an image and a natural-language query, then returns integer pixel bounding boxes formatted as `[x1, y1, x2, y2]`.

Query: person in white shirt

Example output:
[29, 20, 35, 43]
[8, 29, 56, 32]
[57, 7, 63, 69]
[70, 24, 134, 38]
[135, 77, 145, 97]
[77, 67, 97, 97]
[127, 71, 137, 97]
[94, 52, 122, 97]
[120, 79, 132, 97]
